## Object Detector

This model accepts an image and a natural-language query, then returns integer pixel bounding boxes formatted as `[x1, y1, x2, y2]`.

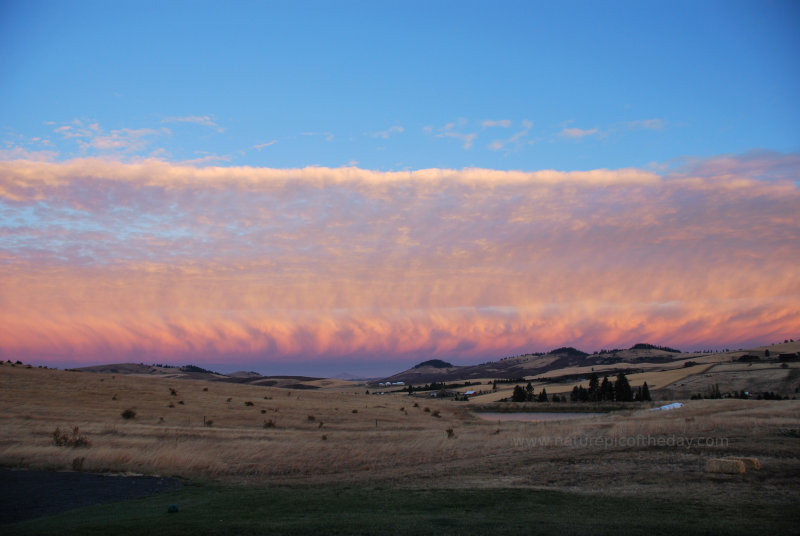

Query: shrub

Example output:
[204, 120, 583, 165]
[351, 409, 358, 413]
[205, 419, 213, 427]
[307, 415, 315, 421]
[72, 456, 85, 471]
[226, 397, 232, 402]
[53, 426, 91, 448]
[432, 410, 441, 418]
[321, 434, 328, 440]
[203, 387, 209, 392]
[413, 402, 419, 407]
[261, 409, 267, 414]
[244, 401, 254, 406]
[263, 419, 276, 428]
[424, 407, 431, 413]
[169, 388, 177, 396]
[121, 409, 136, 420]
[446, 428, 455, 438]
[178, 400, 184, 405]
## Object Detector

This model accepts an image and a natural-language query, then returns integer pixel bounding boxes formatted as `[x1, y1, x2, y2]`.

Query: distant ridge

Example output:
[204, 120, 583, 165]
[379, 342, 701, 384]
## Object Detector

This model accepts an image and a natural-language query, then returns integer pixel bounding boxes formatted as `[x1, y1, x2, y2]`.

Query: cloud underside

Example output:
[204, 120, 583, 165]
[1, 157, 798, 364]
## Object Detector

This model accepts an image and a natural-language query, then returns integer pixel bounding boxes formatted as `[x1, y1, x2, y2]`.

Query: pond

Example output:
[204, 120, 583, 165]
[474, 411, 606, 422]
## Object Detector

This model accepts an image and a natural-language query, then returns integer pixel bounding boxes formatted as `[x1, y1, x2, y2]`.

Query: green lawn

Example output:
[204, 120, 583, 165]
[6, 483, 796, 536]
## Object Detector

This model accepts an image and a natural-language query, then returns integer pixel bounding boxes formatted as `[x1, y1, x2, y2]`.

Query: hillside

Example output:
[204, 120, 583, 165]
[377, 341, 800, 399]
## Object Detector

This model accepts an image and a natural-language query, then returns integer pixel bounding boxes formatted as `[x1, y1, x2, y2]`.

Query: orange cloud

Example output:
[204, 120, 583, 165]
[0, 155, 798, 370]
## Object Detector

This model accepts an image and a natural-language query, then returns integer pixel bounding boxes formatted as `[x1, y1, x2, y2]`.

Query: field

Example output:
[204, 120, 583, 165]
[2, 362, 799, 533]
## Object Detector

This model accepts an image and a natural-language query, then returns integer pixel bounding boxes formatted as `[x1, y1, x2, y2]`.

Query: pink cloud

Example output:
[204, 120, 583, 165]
[0, 154, 798, 368]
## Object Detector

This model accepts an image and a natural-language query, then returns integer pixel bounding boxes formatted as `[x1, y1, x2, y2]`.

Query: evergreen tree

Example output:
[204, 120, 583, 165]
[641, 382, 651, 401]
[600, 376, 614, 401]
[615, 372, 633, 402]
[571, 385, 580, 402]
[537, 388, 548, 402]
[588, 373, 600, 402]
[525, 382, 534, 401]
[511, 385, 527, 402]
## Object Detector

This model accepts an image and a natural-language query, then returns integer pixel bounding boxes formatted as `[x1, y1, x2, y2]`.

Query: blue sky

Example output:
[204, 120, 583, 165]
[2, 0, 798, 171]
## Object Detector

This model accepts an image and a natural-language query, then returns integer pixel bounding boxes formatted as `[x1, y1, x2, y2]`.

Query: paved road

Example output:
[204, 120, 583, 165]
[0, 469, 182, 525]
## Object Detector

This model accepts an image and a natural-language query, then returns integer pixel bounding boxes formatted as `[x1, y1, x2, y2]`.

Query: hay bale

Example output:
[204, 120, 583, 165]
[706, 458, 746, 474]
[726, 457, 761, 471]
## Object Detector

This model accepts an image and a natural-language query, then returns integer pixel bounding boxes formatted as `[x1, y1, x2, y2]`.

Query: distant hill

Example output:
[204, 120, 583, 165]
[377, 342, 736, 386]
[413, 359, 453, 369]
[69, 363, 339, 390]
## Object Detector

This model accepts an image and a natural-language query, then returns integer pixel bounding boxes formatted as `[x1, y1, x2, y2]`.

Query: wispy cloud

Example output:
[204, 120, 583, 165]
[50, 120, 168, 154]
[626, 118, 666, 131]
[253, 140, 277, 151]
[301, 131, 335, 142]
[559, 126, 600, 139]
[162, 115, 225, 133]
[431, 119, 478, 149]
[1, 152, 797, 366]
[488, 120, 533, 152]
[481, 119, 512, 128]
[371, 126, 404, 139]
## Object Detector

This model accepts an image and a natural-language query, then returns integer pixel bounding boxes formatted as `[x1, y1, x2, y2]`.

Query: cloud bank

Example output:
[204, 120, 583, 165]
[1, 154, 798, 370]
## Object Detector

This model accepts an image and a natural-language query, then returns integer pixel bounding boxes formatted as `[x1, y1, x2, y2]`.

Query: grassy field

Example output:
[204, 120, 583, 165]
[7, 483, 797, 535]
[2, 362, 799, 533]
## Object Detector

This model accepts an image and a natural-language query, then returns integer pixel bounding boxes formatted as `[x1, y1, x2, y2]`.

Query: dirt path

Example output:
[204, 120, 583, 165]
[0, 469, 182, 525]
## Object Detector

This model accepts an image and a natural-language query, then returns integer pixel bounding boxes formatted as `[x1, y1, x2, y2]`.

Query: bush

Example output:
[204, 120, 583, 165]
[121, 409, 136, 420]
[446, 428, 455, 438]
[263, 419, 276, 428]
[432, 410, 441, 418]
[169, 388, 177, 396]
[307, 415, 315, 421]
[244, 401, 254, 406]
[53, 426, 91, 448]
[424, 407, 430, 413]
[72, 456, 85, 471]
[351, 409, 358, 413]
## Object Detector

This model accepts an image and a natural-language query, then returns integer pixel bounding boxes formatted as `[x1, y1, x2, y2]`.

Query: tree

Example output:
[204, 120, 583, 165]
[641, 382, 651, 401]
[525, 382, 534, 401]
[511, 385, 527, 402]
[765, 349, 771, 358]
[537, 388, 548, 402]
[588, 373, 600, 401]
[615, 373, 633, 402]
[600, 376, 614, 401]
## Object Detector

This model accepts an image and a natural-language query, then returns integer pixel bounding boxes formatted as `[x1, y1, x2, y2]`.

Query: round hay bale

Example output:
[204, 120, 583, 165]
[706, 458, 746, 474]
[726, 457, 761, 471]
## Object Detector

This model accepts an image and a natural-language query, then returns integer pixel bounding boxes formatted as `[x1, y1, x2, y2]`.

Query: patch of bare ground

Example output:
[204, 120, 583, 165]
[1, 364, 798, 508]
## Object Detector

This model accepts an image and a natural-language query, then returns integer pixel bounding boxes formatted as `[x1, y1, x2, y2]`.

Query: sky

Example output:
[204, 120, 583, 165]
[1, 1, 799, 377]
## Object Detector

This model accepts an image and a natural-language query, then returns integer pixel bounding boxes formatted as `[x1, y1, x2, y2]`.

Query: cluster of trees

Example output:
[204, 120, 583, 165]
[408, 380, 481, 393]
[690, 387, 791, 400]
[630, 343, 682, 353]
[511, 383, 552, 402]
[569, 373, 651, 402]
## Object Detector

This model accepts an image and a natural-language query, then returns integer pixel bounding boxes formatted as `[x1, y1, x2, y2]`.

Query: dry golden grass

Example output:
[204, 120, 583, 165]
[1, 363, 799, 504]
[465, 363, 715, 401]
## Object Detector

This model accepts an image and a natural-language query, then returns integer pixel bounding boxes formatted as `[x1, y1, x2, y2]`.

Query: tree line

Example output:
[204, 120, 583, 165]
[509, 372, 651, 403]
